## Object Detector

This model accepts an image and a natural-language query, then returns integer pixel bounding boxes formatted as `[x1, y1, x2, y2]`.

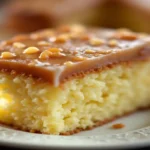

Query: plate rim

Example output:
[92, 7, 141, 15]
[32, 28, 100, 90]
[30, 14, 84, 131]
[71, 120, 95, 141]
[0, 125, 150, 149]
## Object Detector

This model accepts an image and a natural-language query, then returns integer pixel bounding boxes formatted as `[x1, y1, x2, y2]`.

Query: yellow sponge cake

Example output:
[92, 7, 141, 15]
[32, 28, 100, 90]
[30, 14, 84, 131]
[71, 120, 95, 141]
[0, 25, 150, 135]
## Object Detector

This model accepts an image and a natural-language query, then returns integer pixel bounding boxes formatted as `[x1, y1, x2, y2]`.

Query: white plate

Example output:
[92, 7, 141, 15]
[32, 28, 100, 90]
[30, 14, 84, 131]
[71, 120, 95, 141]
[0, 110, 150, 149]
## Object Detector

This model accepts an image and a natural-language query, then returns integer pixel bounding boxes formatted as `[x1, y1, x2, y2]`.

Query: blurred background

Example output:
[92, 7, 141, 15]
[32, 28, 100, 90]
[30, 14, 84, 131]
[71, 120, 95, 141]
[0, 0, 150, 40]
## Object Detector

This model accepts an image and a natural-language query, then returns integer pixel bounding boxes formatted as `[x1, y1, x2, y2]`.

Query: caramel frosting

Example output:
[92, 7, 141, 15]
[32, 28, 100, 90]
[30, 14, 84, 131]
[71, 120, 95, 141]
[0, 24, 150, 86]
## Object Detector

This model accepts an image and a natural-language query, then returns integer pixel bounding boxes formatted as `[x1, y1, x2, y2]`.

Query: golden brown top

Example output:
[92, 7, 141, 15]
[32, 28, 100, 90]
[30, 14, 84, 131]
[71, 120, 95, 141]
[0, 24, 150, 86]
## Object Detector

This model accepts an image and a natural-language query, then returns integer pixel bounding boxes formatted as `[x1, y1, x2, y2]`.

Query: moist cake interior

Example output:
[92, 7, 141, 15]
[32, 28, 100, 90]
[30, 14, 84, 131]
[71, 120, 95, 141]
[0, 61, 150, 135]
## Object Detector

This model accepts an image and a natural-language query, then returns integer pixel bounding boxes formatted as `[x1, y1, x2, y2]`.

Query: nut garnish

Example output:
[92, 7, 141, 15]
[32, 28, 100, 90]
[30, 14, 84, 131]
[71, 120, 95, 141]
[39, 50, 52, 59]
[89, 38, 105, 46]
[57, 52, 66, 57]
[74, 56, 87, 61]
[117, 28, 131, 33]
[85, 49, 95, 54]
[0, 52, 16, 59]
[108, 39, 118, 47]
[37, 41, 50, 46]
[115, 31, 137, 40]
[48, 48, 63, 53]
[71, 24, 85, 33]
[69, 32, 80, 39]
[39, 50, 65, 59]
[64, 61, 74, 66]
[23, 47, 39, 54]
[49, 37, 57, 42]
[13, 42, 26, 48]
[55, 34, 69, 43]
[120, 33, 137, 40]
[111, 123, 125, 129]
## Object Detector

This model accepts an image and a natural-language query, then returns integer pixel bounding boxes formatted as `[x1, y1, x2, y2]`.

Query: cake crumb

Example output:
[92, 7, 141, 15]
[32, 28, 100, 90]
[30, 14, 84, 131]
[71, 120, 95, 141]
[111, 123, 125, 129]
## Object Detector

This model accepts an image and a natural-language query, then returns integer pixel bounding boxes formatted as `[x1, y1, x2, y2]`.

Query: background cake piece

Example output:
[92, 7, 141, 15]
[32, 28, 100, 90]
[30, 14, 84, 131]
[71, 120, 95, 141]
[2, 0, 150, 33]
[2, 0, 102, 33]
[101, 0, 150, 33]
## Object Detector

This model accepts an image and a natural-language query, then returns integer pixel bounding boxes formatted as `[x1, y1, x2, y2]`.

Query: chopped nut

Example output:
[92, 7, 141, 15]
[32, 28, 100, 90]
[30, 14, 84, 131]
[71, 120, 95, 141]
[58, 52, 66, 57]
[48, 48, 63, 53]
[115, 31, 137, 40]
[71, 24, 85, 33]
[55, 34, 69, 43]
[117, 28, 131, 33]
[0, 52, 16, 59]
[111, 123, 125, 129]
[39, 50, 52, 59]
[23, 47, 39, 54]
[49, 37, 57, 42]
[74, 56, 87, 61]
[37, 41, 50, 46]
[64, 61, 74, 66]
[69, 32, 80, 39]
[50, 52, 66, 57]
[85, 49, 95, 54]
[39, 50, 65, 59]
[120, 33, 137, 40]
[108, 39, 118, 47]
[89, 38, 105, 46]
[13, 42, 26, 48]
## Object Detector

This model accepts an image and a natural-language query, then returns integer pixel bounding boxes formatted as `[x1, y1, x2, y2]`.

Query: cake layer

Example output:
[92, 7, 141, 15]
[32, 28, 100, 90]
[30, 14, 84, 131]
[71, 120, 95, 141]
[0, 60, 150, 134]
[0, 25, 150, 86]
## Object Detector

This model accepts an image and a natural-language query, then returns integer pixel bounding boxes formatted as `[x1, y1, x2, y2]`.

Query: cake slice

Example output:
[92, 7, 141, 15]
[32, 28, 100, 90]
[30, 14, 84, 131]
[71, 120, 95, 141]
[3, 0, 150, 33]
[0, 25, 150, 135]
[3, 0, 101, 33]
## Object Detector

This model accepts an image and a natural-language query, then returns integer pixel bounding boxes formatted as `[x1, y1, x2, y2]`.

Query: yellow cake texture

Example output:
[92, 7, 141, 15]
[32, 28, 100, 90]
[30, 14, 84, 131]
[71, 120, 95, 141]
[0, 61, 150, 135]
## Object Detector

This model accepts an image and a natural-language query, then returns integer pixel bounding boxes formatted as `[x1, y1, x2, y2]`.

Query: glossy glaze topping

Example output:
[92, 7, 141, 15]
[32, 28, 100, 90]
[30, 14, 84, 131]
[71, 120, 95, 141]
[0, 24, 150, 86]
